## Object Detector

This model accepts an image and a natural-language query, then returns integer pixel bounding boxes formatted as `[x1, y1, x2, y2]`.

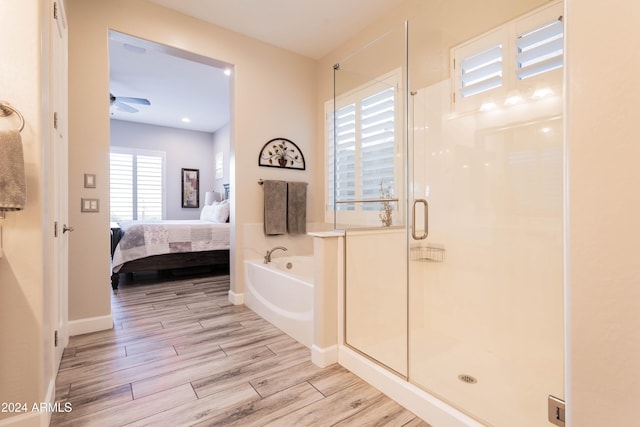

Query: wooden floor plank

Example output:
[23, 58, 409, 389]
[50, 272, 428, 426]
[51, 384, 197, 427]
[262, 381, 383, 426]
[191, 381, 325, 427]
[127, 383, 259, 427]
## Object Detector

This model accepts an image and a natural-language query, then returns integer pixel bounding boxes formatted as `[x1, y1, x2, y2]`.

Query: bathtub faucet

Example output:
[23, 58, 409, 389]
[264, 246, 287, 264]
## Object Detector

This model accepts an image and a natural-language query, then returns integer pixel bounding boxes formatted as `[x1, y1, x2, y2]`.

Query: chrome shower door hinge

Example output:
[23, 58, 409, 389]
[548, 395, 566, 426]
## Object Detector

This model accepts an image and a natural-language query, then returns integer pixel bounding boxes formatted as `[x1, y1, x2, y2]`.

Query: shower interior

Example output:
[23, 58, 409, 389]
[333, 1, 564, 425]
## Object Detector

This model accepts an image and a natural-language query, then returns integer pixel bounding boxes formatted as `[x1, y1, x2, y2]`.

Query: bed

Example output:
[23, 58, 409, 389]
[110, 197, 230, 289]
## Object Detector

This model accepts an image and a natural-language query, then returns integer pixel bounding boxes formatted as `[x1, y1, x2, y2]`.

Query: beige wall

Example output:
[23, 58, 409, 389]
[66, 0, 319, 323]
[0, 0, 50, 422]
[566, 0, 640, 425]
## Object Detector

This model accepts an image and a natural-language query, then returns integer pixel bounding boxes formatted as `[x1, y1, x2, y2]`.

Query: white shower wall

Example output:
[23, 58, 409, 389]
[409, 77, 564, 425]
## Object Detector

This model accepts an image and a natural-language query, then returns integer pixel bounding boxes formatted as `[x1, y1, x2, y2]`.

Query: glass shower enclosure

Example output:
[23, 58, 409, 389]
[332, 1, 564, 425]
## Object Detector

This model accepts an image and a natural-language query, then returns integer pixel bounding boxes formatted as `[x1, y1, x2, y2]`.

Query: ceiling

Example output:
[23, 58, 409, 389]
[109, 31, 231, 133]
[110, 0, 407, 133]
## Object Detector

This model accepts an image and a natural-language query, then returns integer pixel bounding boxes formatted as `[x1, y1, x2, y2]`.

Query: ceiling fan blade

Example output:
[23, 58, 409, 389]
[114, 100, 138, 113]
[117, 96, 150, 105]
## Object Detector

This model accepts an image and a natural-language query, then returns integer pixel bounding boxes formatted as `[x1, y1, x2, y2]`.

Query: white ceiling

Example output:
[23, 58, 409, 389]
[110, 0, 407, 133]
[109, 31, 231, 133]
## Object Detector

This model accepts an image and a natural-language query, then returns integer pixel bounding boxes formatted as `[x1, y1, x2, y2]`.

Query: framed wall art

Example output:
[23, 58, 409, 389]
[181, 168, 199, 208]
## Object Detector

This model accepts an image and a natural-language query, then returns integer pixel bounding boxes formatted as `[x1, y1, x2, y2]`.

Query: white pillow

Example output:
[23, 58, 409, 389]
[210, 201, 230, 223]
[200, 204, 213, 221]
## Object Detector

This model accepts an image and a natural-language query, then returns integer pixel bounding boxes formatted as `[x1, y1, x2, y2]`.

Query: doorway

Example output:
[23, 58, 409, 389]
[108, 31, 234, 282]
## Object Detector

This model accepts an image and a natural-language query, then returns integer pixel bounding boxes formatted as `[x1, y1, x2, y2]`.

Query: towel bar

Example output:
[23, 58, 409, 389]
[335, 198, 399, 204]
[0, 102, 25, 132]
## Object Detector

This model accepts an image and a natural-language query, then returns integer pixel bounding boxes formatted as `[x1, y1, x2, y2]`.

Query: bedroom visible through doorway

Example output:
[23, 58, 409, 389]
[108, 31, 233, 285]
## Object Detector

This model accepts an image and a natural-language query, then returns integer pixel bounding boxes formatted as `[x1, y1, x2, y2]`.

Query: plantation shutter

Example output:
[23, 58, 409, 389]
[329, 103, 356, 211]
[110, 148, 165, 222]
[110, 152, 134, 222]
[460, 44, 503, 98]
[136, 155, 163, 220]
[516, 17, 564, 80]
[360, 86, 395, 211]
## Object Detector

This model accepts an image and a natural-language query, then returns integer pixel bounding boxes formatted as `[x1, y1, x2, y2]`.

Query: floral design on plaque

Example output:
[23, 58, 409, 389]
[258, 138, 306, 170]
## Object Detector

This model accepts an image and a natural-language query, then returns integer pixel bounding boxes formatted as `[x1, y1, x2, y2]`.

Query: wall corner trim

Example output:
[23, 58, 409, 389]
[312, 344, 338, 367]
[228, 290, 244, 305]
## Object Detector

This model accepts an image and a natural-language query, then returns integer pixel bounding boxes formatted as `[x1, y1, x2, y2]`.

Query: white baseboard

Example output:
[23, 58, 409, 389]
[338, 346, 483, 427]
[228, 289, 244, 305]
[0, 411, 41, 427]
[68, 314, 113, 336]
[0, 377, 56, 427]
[311, 344, 338, 368]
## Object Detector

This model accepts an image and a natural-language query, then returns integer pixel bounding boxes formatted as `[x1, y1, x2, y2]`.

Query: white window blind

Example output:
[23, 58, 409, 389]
[460, 44, 503, 98]
[360, 87, 395, 211]
[327, 74, 398, 215]
[110, 152, 134, 221]
[328, 103, 356, 211]
[110, 148, 165, 222]
[136, 155, 163, 220]
[517, 18, 563, 80]
[452, 1, 563, 110]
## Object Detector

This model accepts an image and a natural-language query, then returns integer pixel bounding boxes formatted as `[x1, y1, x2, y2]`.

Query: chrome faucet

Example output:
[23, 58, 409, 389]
[264, 246, 287, 263]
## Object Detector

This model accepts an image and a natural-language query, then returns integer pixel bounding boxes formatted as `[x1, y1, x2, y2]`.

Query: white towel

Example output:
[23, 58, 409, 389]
[0, 130, 26, 211]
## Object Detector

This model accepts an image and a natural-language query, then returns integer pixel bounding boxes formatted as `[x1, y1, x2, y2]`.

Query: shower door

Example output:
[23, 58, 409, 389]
[406, 1, 565, 425]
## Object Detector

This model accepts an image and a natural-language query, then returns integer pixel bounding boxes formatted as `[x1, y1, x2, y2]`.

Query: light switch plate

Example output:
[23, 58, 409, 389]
[81, 198, 99, 213]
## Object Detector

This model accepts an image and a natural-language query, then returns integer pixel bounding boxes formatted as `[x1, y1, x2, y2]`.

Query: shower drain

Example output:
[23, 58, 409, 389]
[458, 374, 478, 384]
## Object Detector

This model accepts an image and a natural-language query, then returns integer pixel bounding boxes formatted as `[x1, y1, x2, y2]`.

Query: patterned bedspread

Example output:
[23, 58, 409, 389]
[112, 220, 230, 273]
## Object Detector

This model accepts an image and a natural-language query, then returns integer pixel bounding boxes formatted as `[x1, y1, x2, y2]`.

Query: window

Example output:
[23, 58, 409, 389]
[452, 1, 563, 112]
[110, 147, 165, 222]
[326, 70, 400, 222]
[460, 43, 503, 99]
[516, 14, 563, 80]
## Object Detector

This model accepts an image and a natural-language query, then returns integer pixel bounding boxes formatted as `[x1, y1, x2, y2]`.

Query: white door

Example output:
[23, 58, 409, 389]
[51, 0, 69, 370]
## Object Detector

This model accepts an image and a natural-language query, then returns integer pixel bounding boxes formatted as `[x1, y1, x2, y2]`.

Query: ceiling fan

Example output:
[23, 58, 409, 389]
[109, 93, 150, 113]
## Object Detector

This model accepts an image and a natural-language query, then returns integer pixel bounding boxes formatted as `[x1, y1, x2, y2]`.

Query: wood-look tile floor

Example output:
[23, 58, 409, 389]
[51, 272, 430, 426]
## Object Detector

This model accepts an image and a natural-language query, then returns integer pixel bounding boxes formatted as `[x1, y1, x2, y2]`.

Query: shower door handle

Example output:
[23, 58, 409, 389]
[412, 199, 428, 240]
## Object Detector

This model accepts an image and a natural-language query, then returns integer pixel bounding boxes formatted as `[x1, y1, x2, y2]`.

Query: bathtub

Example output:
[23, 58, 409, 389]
[244, 256, 314, 348]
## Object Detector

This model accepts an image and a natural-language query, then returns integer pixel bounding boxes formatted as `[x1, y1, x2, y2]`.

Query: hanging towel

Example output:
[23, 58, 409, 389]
[0, 130, 26, 211]
[287, 181, 307, 234]
[263, 180, 287, 235]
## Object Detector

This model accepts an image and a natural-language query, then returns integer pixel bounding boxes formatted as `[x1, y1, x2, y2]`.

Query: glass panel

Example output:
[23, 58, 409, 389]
[335, 23, 408, 375]
[407, 1, 564, 426]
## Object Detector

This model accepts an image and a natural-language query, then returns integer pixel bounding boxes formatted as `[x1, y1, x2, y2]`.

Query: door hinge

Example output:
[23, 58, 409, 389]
[53, 2, 58, 20]
[54, 112, 58, 130]
[54, 221, 58, 238]
[548, 395, 566, 426]
[54, 330, 58, 347]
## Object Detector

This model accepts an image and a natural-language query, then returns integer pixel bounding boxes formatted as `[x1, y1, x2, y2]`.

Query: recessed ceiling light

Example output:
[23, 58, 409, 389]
[181, 117, 191, 123]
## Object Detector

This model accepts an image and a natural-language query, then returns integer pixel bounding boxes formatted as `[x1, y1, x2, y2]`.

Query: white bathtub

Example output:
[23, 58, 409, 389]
[244, 256, 314, 348]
